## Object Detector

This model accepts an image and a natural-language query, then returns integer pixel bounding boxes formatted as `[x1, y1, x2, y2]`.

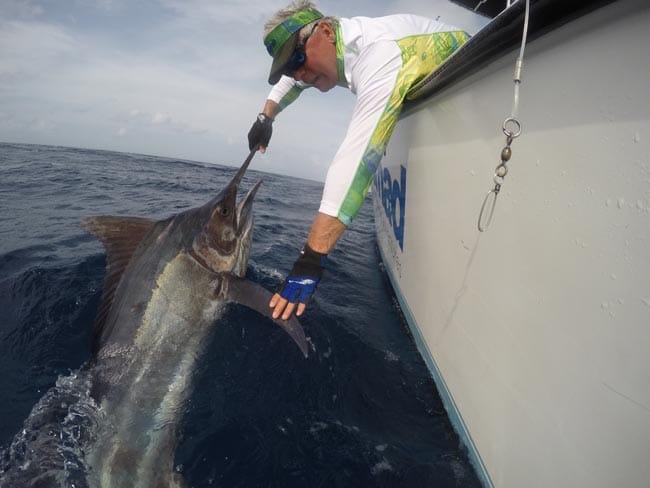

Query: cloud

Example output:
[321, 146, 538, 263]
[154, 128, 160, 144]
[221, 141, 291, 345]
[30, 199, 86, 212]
[0, 0, 44, 19]
[159, 0, 279, 25]
[73, 0, 124, 13]
[0, 20, 76, 79]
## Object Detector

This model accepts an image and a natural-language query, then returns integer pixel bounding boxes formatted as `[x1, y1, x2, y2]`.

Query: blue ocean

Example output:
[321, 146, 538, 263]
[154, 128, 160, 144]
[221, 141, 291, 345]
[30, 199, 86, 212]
[0, 142, 480, 487]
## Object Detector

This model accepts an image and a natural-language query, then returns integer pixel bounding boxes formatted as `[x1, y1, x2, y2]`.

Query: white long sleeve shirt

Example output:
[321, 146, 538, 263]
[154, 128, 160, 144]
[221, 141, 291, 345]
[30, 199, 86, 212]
[268, 14, 468, 225]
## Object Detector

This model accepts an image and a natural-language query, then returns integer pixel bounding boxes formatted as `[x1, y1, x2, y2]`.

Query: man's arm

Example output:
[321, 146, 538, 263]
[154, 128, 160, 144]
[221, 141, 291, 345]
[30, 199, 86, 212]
[306, 212, 346, 254]
[249, 75, 308, 153]
[262, 99, 280, 119]
[269, 212, 345, 320]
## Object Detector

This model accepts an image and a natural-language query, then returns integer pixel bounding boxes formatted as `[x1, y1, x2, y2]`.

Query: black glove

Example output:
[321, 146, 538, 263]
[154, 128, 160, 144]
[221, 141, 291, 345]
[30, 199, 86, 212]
[278, 245, 327, 304]
[248, 113, 273, 151]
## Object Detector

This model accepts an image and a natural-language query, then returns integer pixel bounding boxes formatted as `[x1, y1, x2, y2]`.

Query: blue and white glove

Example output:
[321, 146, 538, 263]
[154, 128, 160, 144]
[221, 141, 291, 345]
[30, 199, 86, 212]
[279, 244, 327, 304]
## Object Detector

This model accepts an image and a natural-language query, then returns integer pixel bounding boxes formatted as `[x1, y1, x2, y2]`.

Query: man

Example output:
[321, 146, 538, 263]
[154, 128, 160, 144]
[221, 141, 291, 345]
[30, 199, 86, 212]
[248, 0, 468, 320]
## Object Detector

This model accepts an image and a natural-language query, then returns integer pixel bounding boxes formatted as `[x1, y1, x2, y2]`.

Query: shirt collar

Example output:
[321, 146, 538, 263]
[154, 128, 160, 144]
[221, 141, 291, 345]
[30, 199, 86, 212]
[335, 23, 347, 87]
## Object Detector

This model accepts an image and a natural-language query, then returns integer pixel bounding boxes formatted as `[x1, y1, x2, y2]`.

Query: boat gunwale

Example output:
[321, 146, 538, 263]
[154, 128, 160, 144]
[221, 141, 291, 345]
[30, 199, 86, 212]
[404, 0, 618, 113]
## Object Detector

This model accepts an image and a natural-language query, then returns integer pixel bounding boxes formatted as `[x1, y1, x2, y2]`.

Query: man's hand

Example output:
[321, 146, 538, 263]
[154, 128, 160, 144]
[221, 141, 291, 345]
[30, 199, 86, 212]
[270, 245, 327, 320]
[248, 113, 273, 153]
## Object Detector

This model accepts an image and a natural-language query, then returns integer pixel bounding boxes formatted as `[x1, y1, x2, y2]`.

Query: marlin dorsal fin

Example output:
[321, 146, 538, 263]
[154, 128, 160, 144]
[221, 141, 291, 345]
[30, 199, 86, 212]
[82, 216, 155, 260]
[81, 216, 156, 349]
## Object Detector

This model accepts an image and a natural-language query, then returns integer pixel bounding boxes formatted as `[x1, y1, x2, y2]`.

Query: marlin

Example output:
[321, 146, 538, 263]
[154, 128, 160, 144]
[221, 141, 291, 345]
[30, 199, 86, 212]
[81, 150, 307, 488]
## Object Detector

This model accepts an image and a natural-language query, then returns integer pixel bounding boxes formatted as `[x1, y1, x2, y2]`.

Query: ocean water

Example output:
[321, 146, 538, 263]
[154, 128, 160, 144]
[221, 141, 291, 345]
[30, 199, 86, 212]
[0, 142, 480, 487]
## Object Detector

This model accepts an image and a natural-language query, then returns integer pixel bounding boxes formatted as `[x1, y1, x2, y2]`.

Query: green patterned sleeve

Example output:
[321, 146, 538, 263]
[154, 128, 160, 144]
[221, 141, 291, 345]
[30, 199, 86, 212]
[268, 77, 310, 113]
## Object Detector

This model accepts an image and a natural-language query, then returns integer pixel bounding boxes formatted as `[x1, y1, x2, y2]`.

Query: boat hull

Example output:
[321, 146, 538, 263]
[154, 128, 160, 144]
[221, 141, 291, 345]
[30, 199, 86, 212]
[372, 1, 650, 487]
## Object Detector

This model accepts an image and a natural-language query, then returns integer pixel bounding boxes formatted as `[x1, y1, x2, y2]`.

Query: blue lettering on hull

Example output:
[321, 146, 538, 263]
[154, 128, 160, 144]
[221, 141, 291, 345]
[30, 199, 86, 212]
[374, 164, 407, 251]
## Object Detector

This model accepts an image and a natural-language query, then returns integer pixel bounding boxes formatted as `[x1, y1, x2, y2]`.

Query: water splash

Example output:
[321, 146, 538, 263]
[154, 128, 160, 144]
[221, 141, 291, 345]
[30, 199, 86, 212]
[0, 370, 101, 488]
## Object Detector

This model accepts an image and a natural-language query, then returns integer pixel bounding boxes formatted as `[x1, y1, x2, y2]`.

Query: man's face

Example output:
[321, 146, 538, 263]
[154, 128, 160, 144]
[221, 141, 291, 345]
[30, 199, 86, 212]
[290, 21, 338, 92]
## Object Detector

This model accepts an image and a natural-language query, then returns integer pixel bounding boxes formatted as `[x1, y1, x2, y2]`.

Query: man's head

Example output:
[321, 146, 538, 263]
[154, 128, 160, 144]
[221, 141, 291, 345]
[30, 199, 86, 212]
[264, 0, 339, 92]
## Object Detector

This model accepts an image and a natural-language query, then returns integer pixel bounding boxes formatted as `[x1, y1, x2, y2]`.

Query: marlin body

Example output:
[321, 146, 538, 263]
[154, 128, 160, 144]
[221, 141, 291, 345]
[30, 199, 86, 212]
[81, 154, 307, 488]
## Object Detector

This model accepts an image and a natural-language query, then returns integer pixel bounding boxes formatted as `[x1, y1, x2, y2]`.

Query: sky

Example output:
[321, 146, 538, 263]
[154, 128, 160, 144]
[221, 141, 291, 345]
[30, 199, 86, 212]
[0, 0, 489, 181]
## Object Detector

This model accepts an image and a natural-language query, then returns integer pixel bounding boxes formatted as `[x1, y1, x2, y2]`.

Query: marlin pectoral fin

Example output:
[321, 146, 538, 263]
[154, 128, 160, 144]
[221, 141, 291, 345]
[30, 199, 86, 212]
[225, 276, 309, 358]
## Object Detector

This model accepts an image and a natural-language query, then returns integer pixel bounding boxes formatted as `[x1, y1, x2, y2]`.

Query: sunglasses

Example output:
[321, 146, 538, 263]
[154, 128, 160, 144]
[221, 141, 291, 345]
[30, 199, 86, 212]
[283, 23, 319, 76]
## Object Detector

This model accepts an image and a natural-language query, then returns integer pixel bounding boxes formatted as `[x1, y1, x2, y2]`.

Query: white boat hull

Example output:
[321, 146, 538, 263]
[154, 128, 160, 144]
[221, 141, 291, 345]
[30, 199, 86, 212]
[372, 1, 650, 487]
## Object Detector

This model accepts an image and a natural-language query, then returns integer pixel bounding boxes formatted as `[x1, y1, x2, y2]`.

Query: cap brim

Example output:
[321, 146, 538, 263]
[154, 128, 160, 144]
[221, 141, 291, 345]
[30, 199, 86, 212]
[268, 32, 300, 85]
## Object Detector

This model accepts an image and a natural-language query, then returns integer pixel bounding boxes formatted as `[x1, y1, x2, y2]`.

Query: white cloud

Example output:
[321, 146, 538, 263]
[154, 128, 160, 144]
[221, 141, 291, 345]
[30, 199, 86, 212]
[74, 0, 123, 13]
[159, 0, 279, 25]
[151, 112, 171, 125]
[0, 0, 44, 19]
[0, 20, 76, 79]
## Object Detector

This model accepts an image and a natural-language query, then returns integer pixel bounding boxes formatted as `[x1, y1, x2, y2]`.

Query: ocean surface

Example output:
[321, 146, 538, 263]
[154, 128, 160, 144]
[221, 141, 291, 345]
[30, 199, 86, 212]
[0, 142, 480, 487]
